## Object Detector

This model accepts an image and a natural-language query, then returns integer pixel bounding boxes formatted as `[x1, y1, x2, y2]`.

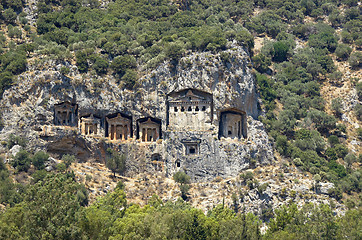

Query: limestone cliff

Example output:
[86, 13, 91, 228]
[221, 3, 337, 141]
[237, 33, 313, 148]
[0, 44, 274, 181]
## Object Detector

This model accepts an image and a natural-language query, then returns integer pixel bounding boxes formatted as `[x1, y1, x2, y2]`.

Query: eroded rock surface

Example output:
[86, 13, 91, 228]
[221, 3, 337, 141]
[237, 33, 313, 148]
[0, 46, 274, 181]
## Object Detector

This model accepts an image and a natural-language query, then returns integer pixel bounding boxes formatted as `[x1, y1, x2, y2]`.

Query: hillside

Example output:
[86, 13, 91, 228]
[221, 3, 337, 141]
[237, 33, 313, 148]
[0, 0, 360, 239]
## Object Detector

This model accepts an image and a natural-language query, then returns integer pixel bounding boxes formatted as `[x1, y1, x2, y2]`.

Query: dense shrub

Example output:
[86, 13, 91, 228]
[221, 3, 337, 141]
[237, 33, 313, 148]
[32, 151, 49, 170]
[12, 150, 31, 172]
[335, 44, 352, 60]
[348, 52, 362, 69]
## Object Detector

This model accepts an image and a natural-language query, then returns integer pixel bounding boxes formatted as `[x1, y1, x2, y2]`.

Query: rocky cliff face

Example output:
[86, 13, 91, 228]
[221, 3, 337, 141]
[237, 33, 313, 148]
[0, 44, 274, 181]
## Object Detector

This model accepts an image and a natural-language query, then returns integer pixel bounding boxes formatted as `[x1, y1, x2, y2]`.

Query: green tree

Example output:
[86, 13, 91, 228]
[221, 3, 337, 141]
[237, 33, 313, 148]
[3, 8, 17, 24]
[62, 154, 76, 169]
[273, 41, 290, 62]
[173, 171, 191, 200]
[76, 50, 89, 73]
[32, 151, 49, 170]
[22, 174, 87, 239]
[349, 52, 362, 69]
[93, 57, 109, 75]
[12, 150, 31, 172]
[252, 54, 271, 73]
[110, 55, 137, 76]
[335, 44, 352, 60]
[106, 149, 126, 177]
[331, 98, 343, 116]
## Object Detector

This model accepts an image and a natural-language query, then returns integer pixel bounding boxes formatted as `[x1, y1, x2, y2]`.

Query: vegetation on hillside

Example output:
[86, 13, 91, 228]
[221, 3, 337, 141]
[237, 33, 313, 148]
[0, 172, 361, 239]
[0, 0, 360, 237]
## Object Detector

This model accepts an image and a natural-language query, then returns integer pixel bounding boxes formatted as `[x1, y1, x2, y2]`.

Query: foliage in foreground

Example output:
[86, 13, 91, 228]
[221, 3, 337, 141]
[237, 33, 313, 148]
[0, 172, 361, 240]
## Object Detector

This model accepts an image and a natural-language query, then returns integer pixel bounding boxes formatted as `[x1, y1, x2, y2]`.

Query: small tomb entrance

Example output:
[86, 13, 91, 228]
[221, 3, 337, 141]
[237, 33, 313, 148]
[219, 109, 247, 139]
[54, 102, 78, 126]
[106, 113, 132, 141]
[137, 117, 161, 142]
[182, 139, 201, 155]
[151, 153, 163, 171]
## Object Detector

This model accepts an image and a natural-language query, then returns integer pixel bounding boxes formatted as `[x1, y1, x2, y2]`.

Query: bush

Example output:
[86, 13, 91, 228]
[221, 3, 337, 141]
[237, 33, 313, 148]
[325, 147, 338, 161]
[32, 151, 49, 170]
[331, 98, 343, 116]
[240, 171, 254, 182]
[235, 28, 254, 53]
[276, 135, 288, 155]
[12, 150, 31, 172]
[328, 135, 339, 147]
[3, 8, 17, 24]
[121, 69, 137, 89]
[273, 41, 290, 62]
[111, 55, 137, 76]
[164, 42, 184, 61]
[7, 134, 26, 149]
[357, 128, 362, 140]
[62, 154, 76, 169]
[1, 51, 27, 75]
[252, 54, 271, 73]
[93, 57, 109, 75]
[76, 51, 89, 73]
[341, 31, 353, 44]
[308, 25, 338, 52]
[344, 153, 356, 167]
[335, 44, 352, 60]
[173, 171, 191, 184]
[306, 109, 336, 133]
[106, 149, 126, 177]
[334, 144, 348, 159]
[349, 52, 362, 69]
[356, 82, 362, 101]
[328, 160, 347, 178]
[355, 104, 362, 120]
[8, 26, 22, 39]
[179, 184, 190, 200]
[0, 71, 13, 98]
[293, 158, 303, 166]
[60, 66, 70, 75]
[31, 169, 48, 183]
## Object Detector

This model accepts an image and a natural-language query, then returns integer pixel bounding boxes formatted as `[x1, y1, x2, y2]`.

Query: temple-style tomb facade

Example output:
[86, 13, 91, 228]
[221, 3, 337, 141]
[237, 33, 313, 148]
[54, 102, 78, 126]
[137, 117, 161, 142]
[79, 114, 101, 136]
[167, 89, 213, 131]
[106, 113, 132, 141]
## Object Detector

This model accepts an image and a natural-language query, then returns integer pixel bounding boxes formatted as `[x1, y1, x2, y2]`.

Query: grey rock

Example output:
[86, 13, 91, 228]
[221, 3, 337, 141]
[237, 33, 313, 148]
[319, 182, 335, 195]
[45, 165, 53, 172]
[0, 46, 273, 182]
[10, 145, 22, 157]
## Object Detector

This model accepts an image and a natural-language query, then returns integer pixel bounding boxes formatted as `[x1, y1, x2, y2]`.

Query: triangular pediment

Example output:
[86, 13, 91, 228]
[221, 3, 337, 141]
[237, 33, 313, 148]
[170, 90, 207, 102]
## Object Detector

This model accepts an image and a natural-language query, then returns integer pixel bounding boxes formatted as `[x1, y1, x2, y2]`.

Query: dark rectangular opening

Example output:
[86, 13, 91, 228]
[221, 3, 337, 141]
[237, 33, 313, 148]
[189, 147, 196, 154]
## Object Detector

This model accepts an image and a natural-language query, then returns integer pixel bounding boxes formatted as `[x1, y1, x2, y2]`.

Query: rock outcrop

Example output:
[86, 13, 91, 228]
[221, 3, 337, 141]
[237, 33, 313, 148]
[0, 45, 274, 181]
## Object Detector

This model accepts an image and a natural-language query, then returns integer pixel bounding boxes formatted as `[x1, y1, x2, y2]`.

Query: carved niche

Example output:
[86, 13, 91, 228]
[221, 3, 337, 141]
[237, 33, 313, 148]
[219, 109, 247, 139]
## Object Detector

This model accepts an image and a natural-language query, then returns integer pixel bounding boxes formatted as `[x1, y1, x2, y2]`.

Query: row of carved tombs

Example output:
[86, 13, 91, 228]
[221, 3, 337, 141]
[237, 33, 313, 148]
[53, 89, 247, 142]
[53, 104, 160, 142]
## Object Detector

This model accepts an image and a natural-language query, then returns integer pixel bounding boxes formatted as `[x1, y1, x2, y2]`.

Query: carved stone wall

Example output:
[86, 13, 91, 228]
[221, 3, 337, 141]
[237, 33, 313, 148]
[167, 89, 213, 131]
